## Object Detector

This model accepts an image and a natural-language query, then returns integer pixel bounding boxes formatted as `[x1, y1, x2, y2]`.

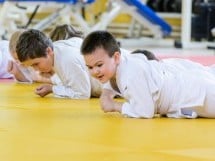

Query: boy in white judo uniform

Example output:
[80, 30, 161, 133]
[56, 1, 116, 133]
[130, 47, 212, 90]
[7, 30, 59, 84]
[81, 31, 215, 118]
[16, 29, 91, 99]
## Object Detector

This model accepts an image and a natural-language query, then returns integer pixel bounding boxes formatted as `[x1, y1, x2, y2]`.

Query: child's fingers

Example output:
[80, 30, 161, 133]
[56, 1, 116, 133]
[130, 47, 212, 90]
[35, 86, 43, 93]
[35, 86, 47, 97]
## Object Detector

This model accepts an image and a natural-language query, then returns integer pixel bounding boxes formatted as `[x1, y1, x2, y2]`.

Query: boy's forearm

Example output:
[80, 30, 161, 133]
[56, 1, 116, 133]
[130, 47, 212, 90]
[14, 71, 31, 82]
[7, 61, 30, 82]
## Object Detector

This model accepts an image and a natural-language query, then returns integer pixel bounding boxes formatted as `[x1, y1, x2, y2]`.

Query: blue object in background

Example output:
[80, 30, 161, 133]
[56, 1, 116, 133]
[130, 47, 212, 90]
[123, 0, 172, 36]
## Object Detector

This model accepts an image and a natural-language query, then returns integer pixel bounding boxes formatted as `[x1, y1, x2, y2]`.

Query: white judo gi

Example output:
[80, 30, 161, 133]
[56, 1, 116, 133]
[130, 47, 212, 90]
[52, 37, 104, 98]
[0, 41, 13, 78]
[104, 53, 215, 118]
[52, 38, 92, 99]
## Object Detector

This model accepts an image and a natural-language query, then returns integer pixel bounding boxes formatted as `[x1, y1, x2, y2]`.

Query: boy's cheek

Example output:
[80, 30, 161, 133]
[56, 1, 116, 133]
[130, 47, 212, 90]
[89, 71, 94, 77]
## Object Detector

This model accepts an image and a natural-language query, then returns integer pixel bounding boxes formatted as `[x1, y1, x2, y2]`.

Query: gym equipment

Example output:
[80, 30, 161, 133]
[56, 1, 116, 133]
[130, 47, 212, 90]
[192, 1, 215, 41]
[0, 0, 95, 39]
[147, 0, 181, 13]
[147, 0, 164, 12]
[122, 0, 172, 37]
[163, 0, 181, 12]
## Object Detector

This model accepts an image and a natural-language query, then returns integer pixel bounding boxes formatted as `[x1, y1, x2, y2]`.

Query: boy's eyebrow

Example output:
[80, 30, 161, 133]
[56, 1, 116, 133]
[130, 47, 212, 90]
[86, 61, 103, 67]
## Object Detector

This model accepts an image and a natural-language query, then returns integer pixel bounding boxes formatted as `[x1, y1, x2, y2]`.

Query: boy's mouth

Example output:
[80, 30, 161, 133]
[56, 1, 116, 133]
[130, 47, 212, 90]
[97, 75, 104, 81]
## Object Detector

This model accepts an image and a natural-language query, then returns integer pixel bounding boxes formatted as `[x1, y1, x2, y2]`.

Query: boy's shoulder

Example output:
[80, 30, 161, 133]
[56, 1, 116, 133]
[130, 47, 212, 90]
[54, 37, 83, 48]
[0, 40, 10, 54]
[119, 53, 146, 76]
[0, 40, 9, 48]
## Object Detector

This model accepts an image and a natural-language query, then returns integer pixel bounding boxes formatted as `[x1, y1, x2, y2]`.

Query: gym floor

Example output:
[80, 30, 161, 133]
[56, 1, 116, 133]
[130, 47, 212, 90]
[0, 47, 215, 161]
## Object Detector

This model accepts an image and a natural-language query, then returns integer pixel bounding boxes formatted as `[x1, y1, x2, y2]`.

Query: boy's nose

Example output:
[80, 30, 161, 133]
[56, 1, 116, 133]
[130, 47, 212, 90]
[92, 68, 99, 76]
[33, 66, 39, 71]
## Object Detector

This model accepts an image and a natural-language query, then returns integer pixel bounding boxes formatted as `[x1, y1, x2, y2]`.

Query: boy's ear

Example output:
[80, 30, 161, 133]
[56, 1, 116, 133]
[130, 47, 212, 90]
[46, 47, 53, 56]
[113, 51, 121, 64]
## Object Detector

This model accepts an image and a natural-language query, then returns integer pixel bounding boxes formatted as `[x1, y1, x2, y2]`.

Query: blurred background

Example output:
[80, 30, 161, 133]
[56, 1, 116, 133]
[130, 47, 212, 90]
[0, 0, 214, 54]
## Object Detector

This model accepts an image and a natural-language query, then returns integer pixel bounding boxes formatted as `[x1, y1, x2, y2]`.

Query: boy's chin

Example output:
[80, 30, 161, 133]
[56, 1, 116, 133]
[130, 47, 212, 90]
[98, 78, 108, 84]
[41, 68, 52, 73]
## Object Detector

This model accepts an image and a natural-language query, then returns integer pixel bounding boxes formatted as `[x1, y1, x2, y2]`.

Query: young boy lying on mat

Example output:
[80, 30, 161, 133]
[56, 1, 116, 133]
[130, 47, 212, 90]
[7, 30, 59, 84]
[15, 29, 91, 99]
[81, 30, 215, 119]
[0, 34, 55, 83]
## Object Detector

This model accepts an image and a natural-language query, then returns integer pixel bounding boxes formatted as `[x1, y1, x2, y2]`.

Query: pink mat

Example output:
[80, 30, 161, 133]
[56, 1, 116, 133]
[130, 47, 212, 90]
[0, 78, 14, 82]
[159, 55, 215, 66]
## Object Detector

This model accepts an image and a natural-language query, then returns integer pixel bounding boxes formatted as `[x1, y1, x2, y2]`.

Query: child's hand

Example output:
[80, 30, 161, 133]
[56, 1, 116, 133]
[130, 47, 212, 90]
[100, 89, 122, 113]
[7, 60, 20, 75]
[7, 60, 29, 82]
[31, 71, 51, 84]
[102, 89, 116, 99]
[100, 97, 115, 112]
[35, 84, 53, 97]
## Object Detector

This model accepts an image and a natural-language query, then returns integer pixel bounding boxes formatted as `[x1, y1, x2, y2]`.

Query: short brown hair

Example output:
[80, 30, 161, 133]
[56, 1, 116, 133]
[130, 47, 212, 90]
[81, 31, 120, 57]
[9, 30, 25, 54]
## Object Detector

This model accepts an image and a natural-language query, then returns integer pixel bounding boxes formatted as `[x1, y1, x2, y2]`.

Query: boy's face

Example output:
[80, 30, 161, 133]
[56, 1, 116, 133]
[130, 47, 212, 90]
[21, 47, 54, 73]
[84, 47, 120, 83]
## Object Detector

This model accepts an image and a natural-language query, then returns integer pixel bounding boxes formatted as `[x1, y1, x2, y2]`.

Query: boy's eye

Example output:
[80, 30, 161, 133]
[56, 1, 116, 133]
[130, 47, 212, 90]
[87, 66, 93, 70]
[97, 64, 103, 67]
[32, 63, 38, 67]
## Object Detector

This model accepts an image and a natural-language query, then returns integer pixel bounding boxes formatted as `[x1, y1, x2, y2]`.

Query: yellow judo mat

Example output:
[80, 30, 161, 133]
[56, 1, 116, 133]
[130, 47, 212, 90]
[1, 81, 215, 161]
